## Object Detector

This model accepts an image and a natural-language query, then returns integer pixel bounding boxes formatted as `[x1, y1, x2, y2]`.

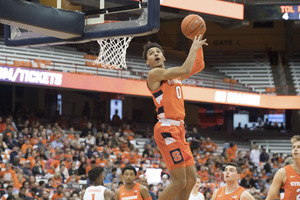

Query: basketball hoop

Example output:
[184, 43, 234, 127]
[94, 36, 133, 70]
[11, 26, 22, 39]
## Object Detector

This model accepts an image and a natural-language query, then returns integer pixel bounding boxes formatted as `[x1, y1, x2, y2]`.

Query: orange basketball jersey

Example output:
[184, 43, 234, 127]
[215, 186, 245, 200]
[150, 79, 185, 121]
[148, 48, 204, 121]
[119, 183, 143, 200]
[281, 165, 300, 200]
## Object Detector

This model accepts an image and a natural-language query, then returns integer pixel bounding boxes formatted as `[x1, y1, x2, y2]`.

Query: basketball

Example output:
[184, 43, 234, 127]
[181, 14, 206, 40]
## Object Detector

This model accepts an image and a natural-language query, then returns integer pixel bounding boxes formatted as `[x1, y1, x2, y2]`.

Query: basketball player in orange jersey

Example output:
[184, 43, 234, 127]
[211, 162, 255, 200]
[144, 34, 207, 200]
[115, 165, 152, 200]
[83, 167, 113, 200]
[266, 135, 300, 200]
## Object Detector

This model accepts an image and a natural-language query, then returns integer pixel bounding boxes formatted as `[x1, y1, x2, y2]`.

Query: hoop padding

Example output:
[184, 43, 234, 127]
[94, 36, 133, 70]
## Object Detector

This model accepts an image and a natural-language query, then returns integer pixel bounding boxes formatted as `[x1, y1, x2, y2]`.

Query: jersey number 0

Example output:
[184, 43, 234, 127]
[176, 86, 182, 99]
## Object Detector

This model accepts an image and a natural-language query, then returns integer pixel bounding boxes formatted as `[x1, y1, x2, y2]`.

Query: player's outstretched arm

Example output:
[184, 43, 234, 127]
[211, 189, 218, 200]
[104, 189, 114, 200]
[148, 35, 207, 82]
[240, 191, 255, 200]
[139, 184, 152, 200]
[266, 168, 286, 200]
[114, 189, 120, 200]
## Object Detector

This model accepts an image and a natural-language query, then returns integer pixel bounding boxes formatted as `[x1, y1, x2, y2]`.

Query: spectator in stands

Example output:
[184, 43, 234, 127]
[145, 135, 157, 149]
[36, 136, 47, 152]
[4, 132, 17, 150]
[0, 116, 4, 133]
[106, 177, 119, 192]
[188, 175, 205, 200]
[222, 140, 230, 156]
[249, 174, 259, 189]
[66, 174, 81, 192]
[38, 181, 46, 195]
[45, 179, 54, 190]
[101, 133, 110, 146]
[81, 122, 96, 137]
[2, 118, 16, 137]
[27, 187, 39, 199]
[111, 132, 121, 148]
[240, 174, 251, 188]
[41, 189, 51, 200]
[198, 165, 209, 183]
[85, 132, 95, 149]
[18, 186, 27, 199]
[250, 144, 260, 167]
[87, 145, 98, 159]
[263, 159, 273, 174]
[159, 174, 170, 188]
[68, 161, 77, 176]
[0, 163, 16, 185]
[28, 175, 37, 187]
[2, 185, 14, 200]
[0, 134, 8, 151]
[51, 135, 63, 149]
[139, 175, 157, 200]
[250, 124, 256, 131]
[52, 185, 64, 200]
[32, 160, 45, 176]
[188, 127, 202, 152]
[112, 109, 122, 127]
[78, 162, 88, 180]
[142, 144, 152, 158]
[22, 180, 30, 191]
[203, 137, 218, 153]
[105, 167, 119, 183]
[244, 124, 250, 131]
[260, 148, 269, 164]
[123, 124, 135, 141]
[17, 135, 24, 149]
[14, 169, 26, 190]
[279, 123, 285, 131]
[21, 139, 32, 154]
[225, 143, 237, 162]
[57, 162, 69, 182]
[235, 123, 243, 131]
[9, 146, 19, 163]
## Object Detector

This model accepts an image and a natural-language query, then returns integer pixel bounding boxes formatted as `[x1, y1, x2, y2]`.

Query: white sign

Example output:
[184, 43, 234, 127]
[0, 66, 63, 86]
[215, 91, 261, 106]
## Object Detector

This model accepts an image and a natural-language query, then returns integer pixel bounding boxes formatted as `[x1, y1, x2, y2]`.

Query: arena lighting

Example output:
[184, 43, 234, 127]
[0, 66, 63, 86]
[160, 0, 244, 20]
[215, 91, 261, 106]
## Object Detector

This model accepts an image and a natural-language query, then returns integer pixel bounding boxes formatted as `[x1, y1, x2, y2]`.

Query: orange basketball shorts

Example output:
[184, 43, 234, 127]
[154, 120, 195, 171]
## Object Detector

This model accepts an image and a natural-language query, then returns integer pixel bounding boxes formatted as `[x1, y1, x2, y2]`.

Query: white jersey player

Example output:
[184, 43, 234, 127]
[83, 167, 113, 200]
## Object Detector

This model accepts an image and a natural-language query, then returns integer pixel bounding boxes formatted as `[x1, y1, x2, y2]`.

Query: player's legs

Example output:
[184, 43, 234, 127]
[154, 122, 195, 200]
[174, 124, 197, 199]
[175, 165, 196, 200]
[158, 166, 187, 200]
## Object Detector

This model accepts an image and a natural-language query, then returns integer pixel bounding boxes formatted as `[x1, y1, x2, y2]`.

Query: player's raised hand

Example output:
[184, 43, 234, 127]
[191, 35, 208, 50]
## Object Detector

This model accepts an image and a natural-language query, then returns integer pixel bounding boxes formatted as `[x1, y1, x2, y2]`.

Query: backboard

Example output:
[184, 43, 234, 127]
[2, 0, 160, 47]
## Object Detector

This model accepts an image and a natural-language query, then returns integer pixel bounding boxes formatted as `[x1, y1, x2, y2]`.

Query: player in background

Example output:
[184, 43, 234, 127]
[144, 34, 207, 200]
[211, 162, 255, 200]
[83, 167, 113, 200]
[266, 135, 300, 200]
[115, 165, 152, 200]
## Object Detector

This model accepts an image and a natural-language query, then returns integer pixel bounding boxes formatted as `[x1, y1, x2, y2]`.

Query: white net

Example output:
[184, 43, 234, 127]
[11, 26, 22, 39]
[94, 36, 134, 70]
